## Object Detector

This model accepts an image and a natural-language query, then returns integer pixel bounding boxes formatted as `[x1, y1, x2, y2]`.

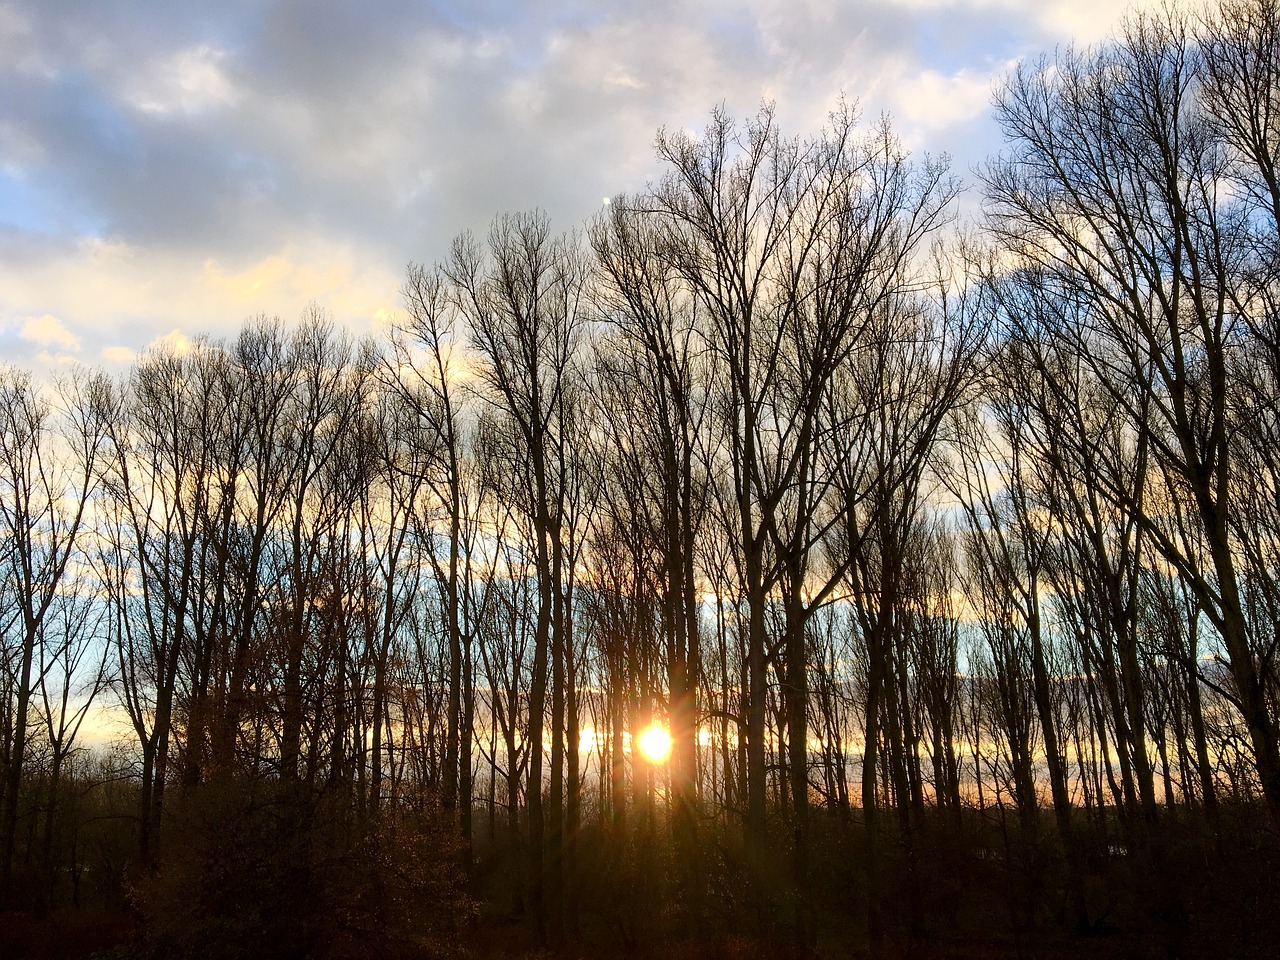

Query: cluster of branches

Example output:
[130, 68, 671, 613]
[1, 0, 1278, 953]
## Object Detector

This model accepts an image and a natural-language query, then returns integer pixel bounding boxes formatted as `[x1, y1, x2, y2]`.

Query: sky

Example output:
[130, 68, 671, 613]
[0, 0, 1157, 371]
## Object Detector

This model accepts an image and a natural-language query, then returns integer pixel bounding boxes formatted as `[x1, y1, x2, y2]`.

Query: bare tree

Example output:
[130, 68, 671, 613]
[590, 198, 710, 894]
[0, 369, 107, 897]
[448, 211, 587, 943]
[984, 0, 1280, 817]
[392, 262, 482, 864]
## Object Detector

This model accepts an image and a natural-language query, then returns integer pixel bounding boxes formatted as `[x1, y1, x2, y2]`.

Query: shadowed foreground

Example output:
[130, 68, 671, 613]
[3, 778, 1276, 960]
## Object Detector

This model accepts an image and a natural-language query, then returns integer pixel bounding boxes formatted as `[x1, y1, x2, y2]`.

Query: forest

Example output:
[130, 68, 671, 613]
[2, 0, 1279, 957]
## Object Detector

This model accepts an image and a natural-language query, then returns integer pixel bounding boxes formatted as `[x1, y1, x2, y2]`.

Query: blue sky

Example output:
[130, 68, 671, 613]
[0, 0, 1154, 369]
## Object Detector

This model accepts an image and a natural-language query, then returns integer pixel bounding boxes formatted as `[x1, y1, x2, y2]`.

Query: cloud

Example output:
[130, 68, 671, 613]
[126, 44, 240, 116]
[887, 59, 1019, 150]
[100, 345, 135, 364]
[0, 119, 45, 175]
[1036, 0, 1170, 46]
[21, 312, 79, 350]
[198, 245, 401, 322]
[145, 328, 193, 356]
[0, 231, 400, 371]
[35, 349, 79, 366]
[0, 0, 1152, 369]
[0, 4, 54, 80]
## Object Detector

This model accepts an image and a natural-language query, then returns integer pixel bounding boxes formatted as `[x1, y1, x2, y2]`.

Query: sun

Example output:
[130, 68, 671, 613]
[637, 723, 672, 763]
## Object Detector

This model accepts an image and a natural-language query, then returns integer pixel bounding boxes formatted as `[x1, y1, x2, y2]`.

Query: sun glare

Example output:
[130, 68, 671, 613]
[637, 723, 671, 763]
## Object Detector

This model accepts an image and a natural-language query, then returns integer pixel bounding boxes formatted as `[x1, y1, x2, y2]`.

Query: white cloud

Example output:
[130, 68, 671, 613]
[198, 244, 400, 323]
[100, 345, 135, 364]
[605, 72, 644, 91]
[79, 234, 137, 264]
[127, 44, 240, 116]
[21, 313, 79, 350]
[891, 61, 1017, 137]
[0, 237, 401, 372]
[35, 349, 79, 366]
[145, 328, 192, 356]
[1036, 0, 1169, 46]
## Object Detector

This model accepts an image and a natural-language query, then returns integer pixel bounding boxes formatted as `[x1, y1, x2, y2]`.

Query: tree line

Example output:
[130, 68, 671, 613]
[2, 0, 1278, 955]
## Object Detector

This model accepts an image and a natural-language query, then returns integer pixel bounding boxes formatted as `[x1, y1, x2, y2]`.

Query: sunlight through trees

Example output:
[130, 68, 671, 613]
[2, 1, 1279, 957]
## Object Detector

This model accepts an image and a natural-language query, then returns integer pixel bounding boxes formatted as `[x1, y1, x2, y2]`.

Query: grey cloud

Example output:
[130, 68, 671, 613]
[0, 0, 1130, 363]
